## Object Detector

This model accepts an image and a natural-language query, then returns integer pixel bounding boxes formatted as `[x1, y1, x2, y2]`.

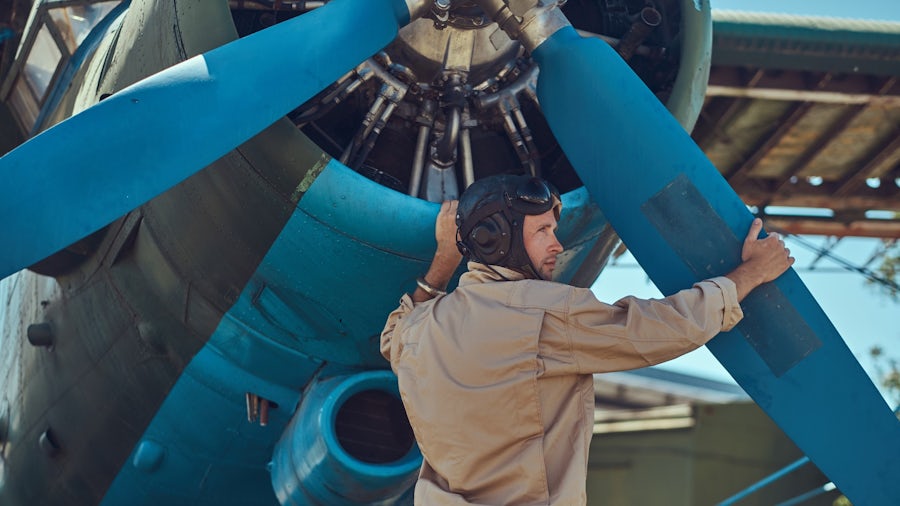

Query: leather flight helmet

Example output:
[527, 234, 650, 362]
[456, 174, 561, 279]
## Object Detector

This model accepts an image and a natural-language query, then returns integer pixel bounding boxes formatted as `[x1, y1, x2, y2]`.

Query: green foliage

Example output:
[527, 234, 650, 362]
[833, 495, 852, 506]
[870, 346, 900, 410]
[868, 240, 899, 301]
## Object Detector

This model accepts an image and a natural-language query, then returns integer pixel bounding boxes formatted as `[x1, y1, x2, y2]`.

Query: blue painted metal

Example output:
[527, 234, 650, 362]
[30, 1, 131, 136]
[97, 160, 430, 504]
[270, 371, 420, 506]
[98, 155, 606, 505]
[131, 440, 166, 473]
[240, 159, 447, 367]
[99, 336, 307, 505]
[665, 0, 711, 133]
[550, 187, 610, 285]
[531, 24, 900, 504]
[717, 457, 810, 505]
[0, 0, 413, 280]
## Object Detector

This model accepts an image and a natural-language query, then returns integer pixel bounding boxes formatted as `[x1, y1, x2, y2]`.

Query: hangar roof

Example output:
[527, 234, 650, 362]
[698, 11, 900, 238]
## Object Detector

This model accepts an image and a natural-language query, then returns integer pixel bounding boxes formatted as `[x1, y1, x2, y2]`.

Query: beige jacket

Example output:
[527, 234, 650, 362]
[381, 262, 742, 505]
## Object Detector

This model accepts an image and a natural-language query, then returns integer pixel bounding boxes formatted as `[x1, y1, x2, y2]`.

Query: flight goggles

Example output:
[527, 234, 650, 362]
[504, 177, 561, 216]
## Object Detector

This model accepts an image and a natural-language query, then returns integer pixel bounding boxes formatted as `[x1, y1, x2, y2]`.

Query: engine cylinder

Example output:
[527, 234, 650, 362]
[270, 370, 421, 505]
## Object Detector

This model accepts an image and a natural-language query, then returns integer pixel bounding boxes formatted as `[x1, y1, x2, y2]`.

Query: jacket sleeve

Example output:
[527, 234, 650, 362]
[549, 277, 742, 374]
[380, 293, 416, 372]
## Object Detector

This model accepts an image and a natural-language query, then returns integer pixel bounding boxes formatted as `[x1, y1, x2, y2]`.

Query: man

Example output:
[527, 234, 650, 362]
[381, 175, 794, 505]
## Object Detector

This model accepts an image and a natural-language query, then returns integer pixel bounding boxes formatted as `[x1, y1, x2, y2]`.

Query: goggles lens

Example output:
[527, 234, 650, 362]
[517, 177, 552, 205]
[507, 177, 559, 216]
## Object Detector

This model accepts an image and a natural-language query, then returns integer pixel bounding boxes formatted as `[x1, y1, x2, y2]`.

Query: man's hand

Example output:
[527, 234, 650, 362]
[726, 218, 796, 301]
[413, 201, 464, 303]
[434, 200, 463, 264]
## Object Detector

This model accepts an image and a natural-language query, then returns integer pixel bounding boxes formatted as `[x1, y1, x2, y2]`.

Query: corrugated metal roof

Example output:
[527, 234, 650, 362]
[710, 10, 900, 75]
[713, 10, 900, 34]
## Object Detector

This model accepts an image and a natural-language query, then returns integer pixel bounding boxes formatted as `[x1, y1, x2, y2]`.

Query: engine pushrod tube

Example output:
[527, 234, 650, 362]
[409, 100, 436, 196]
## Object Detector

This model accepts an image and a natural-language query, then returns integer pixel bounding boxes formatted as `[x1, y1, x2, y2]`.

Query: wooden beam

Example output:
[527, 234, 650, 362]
[726, 101, 814, 183]
[834, 133, 900, 198]
[705, 85, 900, 107]
[771, 105, 867, 196]
[735, 183, 899, 211]
[762, 216, 900, 239]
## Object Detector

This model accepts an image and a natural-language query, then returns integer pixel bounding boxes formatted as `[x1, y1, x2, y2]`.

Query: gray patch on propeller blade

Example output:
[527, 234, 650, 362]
[642, 174, 821, 377]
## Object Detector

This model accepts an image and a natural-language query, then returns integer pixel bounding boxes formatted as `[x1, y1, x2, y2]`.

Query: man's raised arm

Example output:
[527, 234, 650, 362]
[412, 200, 464, 303]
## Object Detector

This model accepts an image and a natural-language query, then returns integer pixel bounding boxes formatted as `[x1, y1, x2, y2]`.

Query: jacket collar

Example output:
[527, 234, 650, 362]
[458, 262, 527, 286]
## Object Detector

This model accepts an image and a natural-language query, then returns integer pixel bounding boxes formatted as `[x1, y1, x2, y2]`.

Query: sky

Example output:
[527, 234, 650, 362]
[590, 0, 900, 406]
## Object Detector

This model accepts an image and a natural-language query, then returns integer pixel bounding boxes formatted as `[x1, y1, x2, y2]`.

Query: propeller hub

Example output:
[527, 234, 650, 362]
[270, 0, 692, 202]
[473, 0, 570, 53]
[388, 4, 521, 88]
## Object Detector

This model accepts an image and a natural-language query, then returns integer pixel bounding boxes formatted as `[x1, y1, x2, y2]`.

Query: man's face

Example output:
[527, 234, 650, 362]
[523, 209, 564, 280]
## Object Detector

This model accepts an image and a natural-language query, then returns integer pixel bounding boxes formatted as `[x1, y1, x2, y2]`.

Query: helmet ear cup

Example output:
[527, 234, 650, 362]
[466, 214, 512, 265]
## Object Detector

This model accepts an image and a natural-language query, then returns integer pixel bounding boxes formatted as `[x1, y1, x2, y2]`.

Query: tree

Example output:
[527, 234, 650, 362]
[870, 346, 900, 410]
[870, 240, 899, 301]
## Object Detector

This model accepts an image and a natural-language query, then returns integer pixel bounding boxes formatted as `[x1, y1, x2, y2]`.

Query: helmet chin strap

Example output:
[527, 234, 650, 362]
[529, 262, 547, 281]
[469, 246, 542, 281]
[513, 259, 544, 281]
[501, 252, 544, 280]
[486, 263, 513, 282]
[522, 260, 549, 281]
[486, 262, 543, 281]
[505, 214, 544, 280]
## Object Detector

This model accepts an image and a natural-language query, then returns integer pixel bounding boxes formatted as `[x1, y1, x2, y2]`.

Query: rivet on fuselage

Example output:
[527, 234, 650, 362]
[132, 440, 166, 473]
[39, 428, 61, 457]
[27, 323, 53, 348]
[27, 323, 54, 348]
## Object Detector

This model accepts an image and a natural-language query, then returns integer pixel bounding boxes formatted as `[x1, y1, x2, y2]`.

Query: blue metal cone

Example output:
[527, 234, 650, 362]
[533, 25, 900, 504]
[0, 0, 412, 279]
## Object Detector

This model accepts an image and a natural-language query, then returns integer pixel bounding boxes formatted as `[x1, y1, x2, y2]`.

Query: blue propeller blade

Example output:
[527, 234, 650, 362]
[0, 0, 415, 280]
[533, 26, 900, 504]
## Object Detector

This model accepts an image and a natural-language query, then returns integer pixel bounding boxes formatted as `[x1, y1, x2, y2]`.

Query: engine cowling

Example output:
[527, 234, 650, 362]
[270, 370, 421, 505]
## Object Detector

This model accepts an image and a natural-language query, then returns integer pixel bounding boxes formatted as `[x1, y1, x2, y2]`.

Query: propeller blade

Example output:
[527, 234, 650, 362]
[533, 26, 900, 504]
[0, 0, 418, 280]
